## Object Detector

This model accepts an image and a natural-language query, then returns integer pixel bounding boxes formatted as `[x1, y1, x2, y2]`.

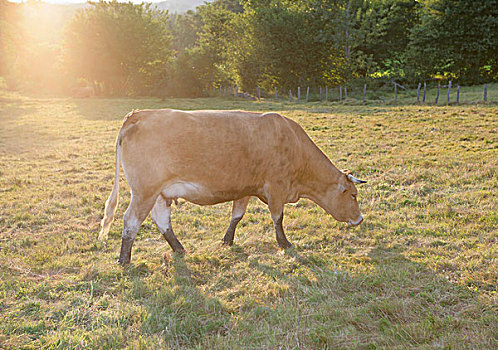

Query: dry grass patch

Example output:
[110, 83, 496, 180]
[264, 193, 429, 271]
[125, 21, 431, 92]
[0, 89, 496, 349]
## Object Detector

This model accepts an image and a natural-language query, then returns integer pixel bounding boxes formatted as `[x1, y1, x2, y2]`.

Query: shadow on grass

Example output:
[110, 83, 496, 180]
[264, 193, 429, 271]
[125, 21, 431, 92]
[119, 241, 496, 348]
[0, 105, 47, 155]
[239, 244, 495, 348]
[0, 105, 38, 122]
[128, 254, 230, 348]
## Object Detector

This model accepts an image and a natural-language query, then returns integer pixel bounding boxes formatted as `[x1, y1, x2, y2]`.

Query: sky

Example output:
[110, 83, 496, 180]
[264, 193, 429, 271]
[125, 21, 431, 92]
[9, 0, 167, 3]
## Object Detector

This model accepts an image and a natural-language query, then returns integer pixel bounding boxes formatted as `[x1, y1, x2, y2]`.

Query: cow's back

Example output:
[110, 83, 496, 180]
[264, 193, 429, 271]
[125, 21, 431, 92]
[120, 109, 310, 204]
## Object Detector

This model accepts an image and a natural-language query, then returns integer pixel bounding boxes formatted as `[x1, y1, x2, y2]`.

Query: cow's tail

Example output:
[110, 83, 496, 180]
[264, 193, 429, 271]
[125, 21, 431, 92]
[99, 132, 123, 240]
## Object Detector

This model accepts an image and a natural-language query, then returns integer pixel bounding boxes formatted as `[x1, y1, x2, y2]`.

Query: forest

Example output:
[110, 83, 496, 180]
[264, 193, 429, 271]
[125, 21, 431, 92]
[0, 0, 497, 97]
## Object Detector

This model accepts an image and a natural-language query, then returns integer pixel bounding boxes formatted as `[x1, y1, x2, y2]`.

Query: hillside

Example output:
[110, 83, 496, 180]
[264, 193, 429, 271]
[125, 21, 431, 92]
[47, 0, 212, 13]
[154, 0, 213, 13]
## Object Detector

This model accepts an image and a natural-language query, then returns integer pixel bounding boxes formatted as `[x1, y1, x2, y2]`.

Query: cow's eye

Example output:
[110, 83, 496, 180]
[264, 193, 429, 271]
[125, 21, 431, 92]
[352, 194, 357, 200]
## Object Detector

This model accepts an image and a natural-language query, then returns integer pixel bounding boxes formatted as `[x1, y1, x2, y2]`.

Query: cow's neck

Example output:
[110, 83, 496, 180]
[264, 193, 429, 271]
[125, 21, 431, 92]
[299, 148, 341, 207]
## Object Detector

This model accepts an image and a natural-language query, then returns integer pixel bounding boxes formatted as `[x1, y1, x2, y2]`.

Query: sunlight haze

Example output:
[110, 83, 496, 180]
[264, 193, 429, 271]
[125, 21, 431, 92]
[10, 0, 166, 3]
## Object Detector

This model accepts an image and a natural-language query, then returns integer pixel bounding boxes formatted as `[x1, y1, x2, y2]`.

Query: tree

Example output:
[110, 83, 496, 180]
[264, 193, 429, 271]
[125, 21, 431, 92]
[229, 0, 346, 91]
[168, 10, 202, 53]
[406, 0, 498, 83]
[349, 0, 419, 80]
[0, 0, 24, 89]
[0, 0, 74, 92]
[64, 1, 173, 96]
[165, 0, 239, 96]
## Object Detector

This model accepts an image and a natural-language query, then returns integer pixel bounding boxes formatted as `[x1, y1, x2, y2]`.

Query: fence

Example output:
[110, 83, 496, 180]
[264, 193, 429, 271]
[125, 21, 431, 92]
[210, 82, 497, 104]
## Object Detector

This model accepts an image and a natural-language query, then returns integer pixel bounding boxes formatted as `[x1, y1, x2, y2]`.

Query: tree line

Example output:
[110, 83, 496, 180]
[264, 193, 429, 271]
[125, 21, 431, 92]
[0, 0, 496, 97]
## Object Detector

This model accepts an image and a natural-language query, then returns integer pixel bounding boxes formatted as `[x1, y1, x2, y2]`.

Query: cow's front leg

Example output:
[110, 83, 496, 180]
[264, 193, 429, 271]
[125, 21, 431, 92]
[268, 197, 292, 249]
[119, 194, 156, 265]
[151, 195, 185, 253]
[222, 196, 250, 246]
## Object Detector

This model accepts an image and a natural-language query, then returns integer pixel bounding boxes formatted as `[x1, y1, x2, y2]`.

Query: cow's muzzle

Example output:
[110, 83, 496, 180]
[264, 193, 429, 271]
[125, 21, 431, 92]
[348, 215, 363, 227]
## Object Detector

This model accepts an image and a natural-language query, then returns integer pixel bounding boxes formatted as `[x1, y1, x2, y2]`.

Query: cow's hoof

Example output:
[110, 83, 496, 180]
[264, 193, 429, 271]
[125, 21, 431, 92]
[117, 255, 131, 265]
[278, 241, 292, 249]
[172, 248, 186, 255]
[97, 232, 108, 241]
[221, 239, 234, 246]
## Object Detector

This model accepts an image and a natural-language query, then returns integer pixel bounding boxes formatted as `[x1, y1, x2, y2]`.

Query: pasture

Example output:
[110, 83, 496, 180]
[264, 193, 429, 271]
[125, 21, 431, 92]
[0, 87, 496, 349]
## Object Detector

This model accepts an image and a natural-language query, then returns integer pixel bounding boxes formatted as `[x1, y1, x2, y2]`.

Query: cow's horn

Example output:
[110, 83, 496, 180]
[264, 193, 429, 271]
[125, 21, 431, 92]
[347, 174, 367, 184]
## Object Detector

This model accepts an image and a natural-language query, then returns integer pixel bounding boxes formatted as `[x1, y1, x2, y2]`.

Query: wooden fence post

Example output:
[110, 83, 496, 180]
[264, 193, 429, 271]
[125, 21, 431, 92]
[274, 87, 277, 100]
[394, 83, 398, 101]
[363, 84, 366, 102]
[306, 86, 310, 102]
[325, 86, 328, 102]
[340, 86, 342, 101]
[345, 87, 348, 99]
[447, 81, 451, 103]
[423, 82, 427, 102]
[297, 87, 301, 103]
[417, 83, 421, 102]
[484, 84, 487, 101]
[289, 90, 292, 102]
[320, 87, 322, 101]
[435, 83, 440, 104]
[456, 85, 460, 103]
[235, 85, 239, 96]
[257, 86, 260, 101]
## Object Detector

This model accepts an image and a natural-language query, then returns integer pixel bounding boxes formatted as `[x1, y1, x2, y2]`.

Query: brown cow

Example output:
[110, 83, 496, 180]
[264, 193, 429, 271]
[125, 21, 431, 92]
[99, 109, 366, 264]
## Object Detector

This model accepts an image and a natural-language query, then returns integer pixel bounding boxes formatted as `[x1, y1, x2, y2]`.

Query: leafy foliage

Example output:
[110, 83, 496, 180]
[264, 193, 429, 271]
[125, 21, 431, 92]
[64, 1, 173, 96]
[229, 0, 346, 91]
[164, 1, 237, 97]
[349, 0, 420, 79]
[406, 0, 498, 83]
[0, 0, 496, 96]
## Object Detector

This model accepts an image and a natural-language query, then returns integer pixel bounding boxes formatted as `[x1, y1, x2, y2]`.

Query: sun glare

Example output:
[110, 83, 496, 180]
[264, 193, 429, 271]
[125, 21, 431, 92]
[19, 3, 68, 44]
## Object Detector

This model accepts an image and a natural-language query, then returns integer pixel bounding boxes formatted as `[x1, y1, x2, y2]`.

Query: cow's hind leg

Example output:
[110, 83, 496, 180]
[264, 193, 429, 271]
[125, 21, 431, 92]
[151, 195, 185, 253]
[119, 194, 156, 265]
[222, 196, 250, 246]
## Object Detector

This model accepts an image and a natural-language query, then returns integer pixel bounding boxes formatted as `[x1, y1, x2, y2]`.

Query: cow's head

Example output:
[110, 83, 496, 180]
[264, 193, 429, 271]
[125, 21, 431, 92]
[323, 170, 366, 226]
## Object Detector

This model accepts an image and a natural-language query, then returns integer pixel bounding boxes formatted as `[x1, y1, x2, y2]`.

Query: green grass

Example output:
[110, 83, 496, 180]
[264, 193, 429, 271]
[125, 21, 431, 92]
[0, 87, 497, 349]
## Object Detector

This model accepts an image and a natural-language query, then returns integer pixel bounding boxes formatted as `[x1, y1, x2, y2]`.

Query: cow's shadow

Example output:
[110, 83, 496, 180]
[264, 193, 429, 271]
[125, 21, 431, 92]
[122, 253, 231, 347]
[244, 243, 491, 346]
[128, 241, 492, 348]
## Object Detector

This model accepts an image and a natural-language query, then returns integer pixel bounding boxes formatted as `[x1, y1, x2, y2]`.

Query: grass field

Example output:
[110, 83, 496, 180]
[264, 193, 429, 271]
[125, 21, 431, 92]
[0, 86, 496, 349]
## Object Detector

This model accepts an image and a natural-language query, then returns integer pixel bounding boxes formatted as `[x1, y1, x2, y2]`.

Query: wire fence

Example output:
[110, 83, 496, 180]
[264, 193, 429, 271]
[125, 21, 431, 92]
[210, 82, 498, 105]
